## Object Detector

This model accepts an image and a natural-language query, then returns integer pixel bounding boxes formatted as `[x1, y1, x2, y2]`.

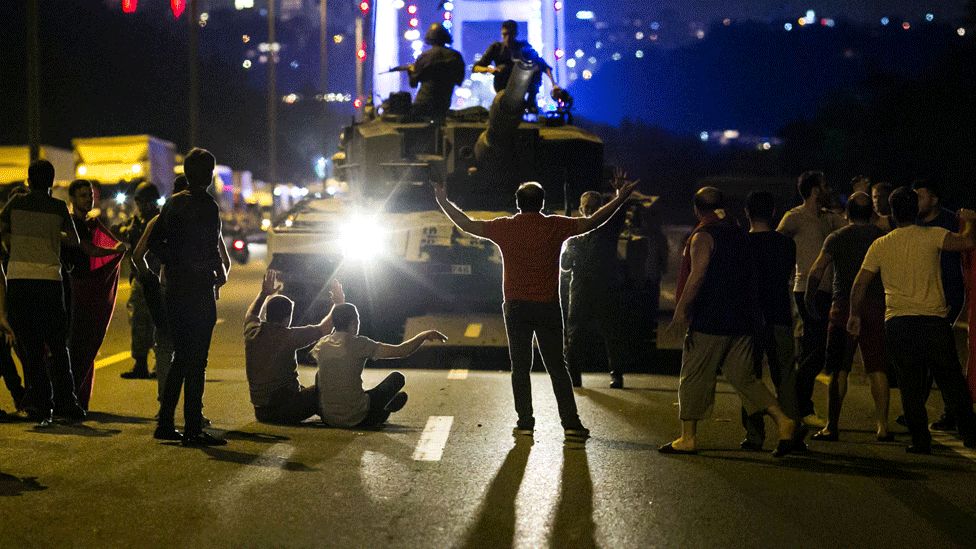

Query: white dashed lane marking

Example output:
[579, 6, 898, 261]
[447, 369, 468, 380]
[412, 416, 454, 461]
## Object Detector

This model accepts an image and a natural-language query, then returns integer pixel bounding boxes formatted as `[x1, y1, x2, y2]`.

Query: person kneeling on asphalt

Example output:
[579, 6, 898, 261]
[313, 303, 447, 428]
[245, 269, 344, 424]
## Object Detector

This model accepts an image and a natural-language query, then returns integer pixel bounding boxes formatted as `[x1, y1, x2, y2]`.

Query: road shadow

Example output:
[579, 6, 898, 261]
[83, 411, 152, 425]
[161, 442, 319, 472]
[579, 389, 672, 438]
[458, 438, 533, 549]
[551, 447, 597, 548]
[0, 472, 48, 497]
[31, 423, 122, 438]
[222, 430, 291, 443]
[697, 449, 973, 480]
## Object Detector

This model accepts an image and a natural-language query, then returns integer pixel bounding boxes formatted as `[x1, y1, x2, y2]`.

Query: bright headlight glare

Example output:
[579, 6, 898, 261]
[338, 215, 385, 260]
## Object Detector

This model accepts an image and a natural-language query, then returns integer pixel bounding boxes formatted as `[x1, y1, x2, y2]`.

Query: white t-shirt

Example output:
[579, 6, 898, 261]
[313, 332, 378, 427]
[861, 225, 950, 321]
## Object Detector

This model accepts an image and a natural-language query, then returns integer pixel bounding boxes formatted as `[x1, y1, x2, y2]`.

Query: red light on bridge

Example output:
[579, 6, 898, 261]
[171, 0, 186, 18]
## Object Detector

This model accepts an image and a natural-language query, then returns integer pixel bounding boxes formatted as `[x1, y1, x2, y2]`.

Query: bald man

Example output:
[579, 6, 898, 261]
[662, 187, 798, 456]
[805, 193, 890, 442]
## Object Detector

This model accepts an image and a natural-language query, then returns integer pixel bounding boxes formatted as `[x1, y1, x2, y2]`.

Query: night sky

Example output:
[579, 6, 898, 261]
[609, 0, 968, 24]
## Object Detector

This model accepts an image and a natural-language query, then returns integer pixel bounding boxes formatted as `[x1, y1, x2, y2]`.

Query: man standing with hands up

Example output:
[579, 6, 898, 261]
[433, 170, 638, 441]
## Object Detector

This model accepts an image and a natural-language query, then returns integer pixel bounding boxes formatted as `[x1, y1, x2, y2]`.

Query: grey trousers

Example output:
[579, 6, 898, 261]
[678, 331, 777, 420]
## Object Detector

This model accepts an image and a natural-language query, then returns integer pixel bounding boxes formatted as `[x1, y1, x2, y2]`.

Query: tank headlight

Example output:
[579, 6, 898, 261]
[339, 215, 386, 261]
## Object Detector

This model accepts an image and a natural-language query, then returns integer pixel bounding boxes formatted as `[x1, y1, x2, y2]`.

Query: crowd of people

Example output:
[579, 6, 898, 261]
[2, 155, 975, 457]
[661, 173, 976, 456]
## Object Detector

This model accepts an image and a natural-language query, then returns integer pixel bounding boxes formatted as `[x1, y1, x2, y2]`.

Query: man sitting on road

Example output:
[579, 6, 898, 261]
[245, 270, 343, 425]
[313, 303, 447, 428]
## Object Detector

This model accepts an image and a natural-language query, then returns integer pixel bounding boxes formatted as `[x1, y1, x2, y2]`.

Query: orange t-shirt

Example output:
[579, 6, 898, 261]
[483, 212, 580, 303]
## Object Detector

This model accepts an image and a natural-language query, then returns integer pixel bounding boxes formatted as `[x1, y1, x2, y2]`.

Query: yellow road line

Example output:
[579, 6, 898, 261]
[94, 351, 132, 370]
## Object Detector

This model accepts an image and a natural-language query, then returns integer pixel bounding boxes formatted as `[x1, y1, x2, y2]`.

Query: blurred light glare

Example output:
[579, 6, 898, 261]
[588, 56, 596, 64]
[77, 165, 88, 176]
[340, 215, 386, 260]
[902, 22, 911, 30]
[611, 52, 621, 61]
[581, 69, 592, 80]
[333, 34, 344, 44]
[635, 32, 644, 40]
[958, 28, 967, 37]
[242, 34, 251, 43]
[881, 17, 890, 26]
[566, 58, 576, 68]
[404, 29, 421, 40]
[156, 197, 166, 207]
[115, 192, 127, 205]
[393, 0, 405, 8]
[635, 50, 643, 58]
[784, 23, 793, 31]
[576, 10, 594, 20]
[407, 4, 417, 14]
[131, 163, 142, 174]
[925, 13, 934, 22]
[574, 49, 584, 58]
[700, 131, 709, 141]
[443, 1, 453, 10]
[695, 29, 705, 39]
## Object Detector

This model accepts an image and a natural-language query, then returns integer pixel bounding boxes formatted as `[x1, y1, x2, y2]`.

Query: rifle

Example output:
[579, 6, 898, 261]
[381, 64, 412, 74]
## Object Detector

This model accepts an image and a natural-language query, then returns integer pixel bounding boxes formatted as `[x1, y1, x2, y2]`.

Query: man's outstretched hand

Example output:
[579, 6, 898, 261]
[328, 278, 345, 305]
[610, 167, 640, 198]
[422, 330, 449, 343]
[432, 180, 448, 203]
[261, 269, 284, 296]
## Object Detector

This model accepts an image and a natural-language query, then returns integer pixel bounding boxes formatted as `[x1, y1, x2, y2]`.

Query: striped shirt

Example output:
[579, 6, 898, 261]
[0, 191, 75, 281]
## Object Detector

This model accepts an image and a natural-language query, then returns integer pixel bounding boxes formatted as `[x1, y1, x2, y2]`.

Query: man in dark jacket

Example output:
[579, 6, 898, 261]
[409, 23, 465, 119]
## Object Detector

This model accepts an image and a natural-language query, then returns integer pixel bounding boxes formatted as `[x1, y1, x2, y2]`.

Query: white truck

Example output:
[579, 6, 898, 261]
[73, 135, 177, 197]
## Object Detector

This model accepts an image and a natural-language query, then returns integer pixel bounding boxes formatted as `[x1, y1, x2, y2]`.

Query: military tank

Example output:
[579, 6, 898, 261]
[268, 62, 604, 365]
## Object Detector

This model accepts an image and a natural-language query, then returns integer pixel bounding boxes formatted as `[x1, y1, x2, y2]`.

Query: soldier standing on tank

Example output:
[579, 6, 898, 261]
[117, 182, 171, 381]
[408, 23, 465, 119]
[472, 20, 559, 113]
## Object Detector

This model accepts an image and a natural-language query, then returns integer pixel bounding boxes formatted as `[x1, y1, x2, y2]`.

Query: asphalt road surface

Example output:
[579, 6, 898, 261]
[2, 251, 976, 548]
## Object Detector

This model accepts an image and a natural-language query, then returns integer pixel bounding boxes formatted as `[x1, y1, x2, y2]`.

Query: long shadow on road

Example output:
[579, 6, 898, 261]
[458, 438, 533, 549]
[551, 447, 597, 549]
[0, 471, 48, 497]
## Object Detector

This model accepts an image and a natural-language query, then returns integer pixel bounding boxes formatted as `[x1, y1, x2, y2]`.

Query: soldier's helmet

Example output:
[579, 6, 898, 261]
[424, 23, 452, 46]
[134, 182, 161, 204]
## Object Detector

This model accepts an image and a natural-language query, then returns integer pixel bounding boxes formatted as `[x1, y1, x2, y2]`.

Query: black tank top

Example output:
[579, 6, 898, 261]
[690, 220, 761, 336]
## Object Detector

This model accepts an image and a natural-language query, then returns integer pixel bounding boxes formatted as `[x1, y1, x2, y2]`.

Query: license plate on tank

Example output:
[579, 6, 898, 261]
[451, 264, 472, 275]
